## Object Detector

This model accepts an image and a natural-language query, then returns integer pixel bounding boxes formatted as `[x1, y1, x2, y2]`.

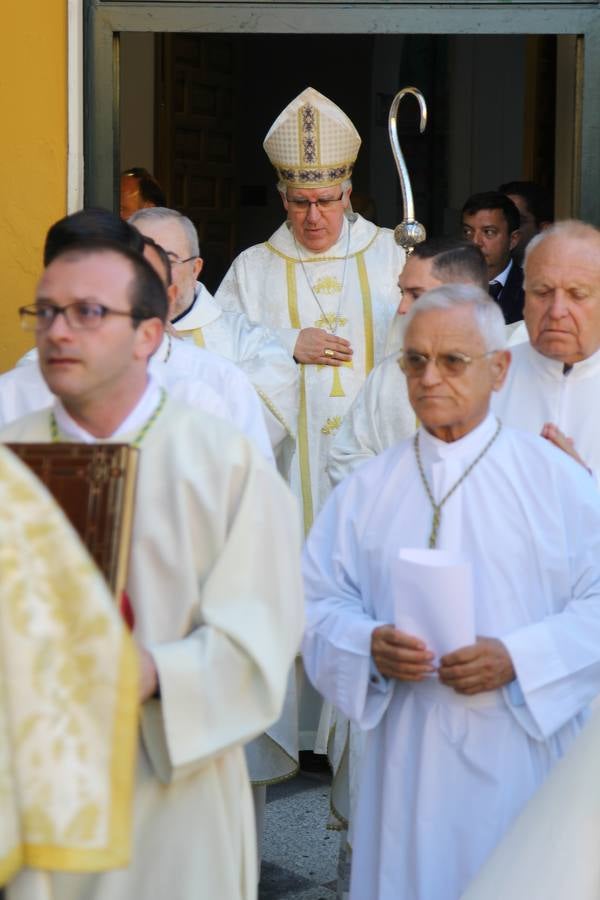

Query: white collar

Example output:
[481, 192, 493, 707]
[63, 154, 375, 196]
[172, 282, 221, 332]
[524, 341, 600, 381]
[268, 212, 378, 260]
[53, 376, 162, 443]
[292, 215, 350, 260]
[417, 411, 499, 462]
[490, 259, 513, 288]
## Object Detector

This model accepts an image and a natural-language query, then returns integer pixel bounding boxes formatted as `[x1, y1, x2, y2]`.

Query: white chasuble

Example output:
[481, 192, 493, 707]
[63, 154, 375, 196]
[303, 414, 600, 900]
[216, 214, 404, 532]
[461, 706, 600, 900]
[173, 283, 298, 474]
[3, 397, 304, 900]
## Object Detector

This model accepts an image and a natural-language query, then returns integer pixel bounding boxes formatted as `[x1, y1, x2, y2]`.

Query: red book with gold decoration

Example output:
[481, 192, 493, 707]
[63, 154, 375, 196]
[5, 442, 139, 605]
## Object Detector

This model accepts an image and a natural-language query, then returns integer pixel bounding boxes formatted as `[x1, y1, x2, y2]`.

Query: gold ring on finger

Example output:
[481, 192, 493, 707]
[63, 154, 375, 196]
[324, 348, 334, 358]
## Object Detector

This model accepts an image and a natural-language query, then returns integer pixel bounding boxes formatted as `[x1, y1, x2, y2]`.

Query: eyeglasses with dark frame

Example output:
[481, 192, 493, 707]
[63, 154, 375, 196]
[19, 302, 142, 332]
[166, 253, 197, 265]
[286, 193, 345, 212]
[398, 350, 499, 378]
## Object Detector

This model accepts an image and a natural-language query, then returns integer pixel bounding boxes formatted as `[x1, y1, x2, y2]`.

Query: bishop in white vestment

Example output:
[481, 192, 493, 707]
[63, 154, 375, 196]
[215, 87, 404, 534]
[303, 286, 600, 900]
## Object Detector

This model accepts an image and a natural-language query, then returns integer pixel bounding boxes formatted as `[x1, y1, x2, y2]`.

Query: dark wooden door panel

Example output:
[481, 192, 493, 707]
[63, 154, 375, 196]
[156, 34, 239, 292]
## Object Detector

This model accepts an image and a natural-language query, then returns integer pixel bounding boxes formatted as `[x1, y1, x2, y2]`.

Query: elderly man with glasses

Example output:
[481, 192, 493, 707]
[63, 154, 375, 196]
[303, 284, 600, 900]
[130, 207, 298, 475]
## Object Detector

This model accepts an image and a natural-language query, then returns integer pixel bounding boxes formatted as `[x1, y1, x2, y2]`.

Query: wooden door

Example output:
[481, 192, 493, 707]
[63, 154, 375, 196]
[155, 34, 239, 292]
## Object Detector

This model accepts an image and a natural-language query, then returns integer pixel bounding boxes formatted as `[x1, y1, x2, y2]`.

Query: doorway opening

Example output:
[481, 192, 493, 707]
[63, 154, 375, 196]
[120, 32, 558, 291]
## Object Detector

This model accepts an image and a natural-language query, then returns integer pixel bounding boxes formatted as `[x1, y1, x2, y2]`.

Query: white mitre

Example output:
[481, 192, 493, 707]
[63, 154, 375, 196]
[264, 86, 361, 189]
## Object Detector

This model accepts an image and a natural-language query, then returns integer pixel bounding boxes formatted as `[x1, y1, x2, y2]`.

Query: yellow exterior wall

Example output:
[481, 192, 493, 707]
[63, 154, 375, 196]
[0, 2, 67, 370]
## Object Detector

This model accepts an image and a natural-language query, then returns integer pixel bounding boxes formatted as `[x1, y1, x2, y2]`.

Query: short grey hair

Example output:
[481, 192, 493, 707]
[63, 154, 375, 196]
[129, 206, 200, 258]
[277, 178, 352, 198]
[403, 284, 507, 352]
[524, 219, 600, 272]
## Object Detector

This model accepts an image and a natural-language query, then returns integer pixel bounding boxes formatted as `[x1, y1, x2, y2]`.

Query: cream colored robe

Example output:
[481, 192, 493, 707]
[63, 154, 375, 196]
[461, 707, 600, 899]
[174, 283, 298, 475]
[3, 397, 304, 900]
[216, 214, 404, 534]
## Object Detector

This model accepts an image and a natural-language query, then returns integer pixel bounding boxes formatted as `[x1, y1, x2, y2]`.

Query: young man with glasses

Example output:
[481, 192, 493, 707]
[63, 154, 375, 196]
[0, 210, 273, 461]
[2, 239, 303, 900]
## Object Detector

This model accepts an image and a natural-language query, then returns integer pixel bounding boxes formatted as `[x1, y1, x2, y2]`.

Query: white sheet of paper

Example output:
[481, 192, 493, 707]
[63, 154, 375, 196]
[391, 548, 476, 661]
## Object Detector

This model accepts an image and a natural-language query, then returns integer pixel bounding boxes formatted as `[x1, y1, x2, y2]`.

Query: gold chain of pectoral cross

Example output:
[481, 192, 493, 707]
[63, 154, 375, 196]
[414, 418, 502, 548]
[293, 227, 351, 335]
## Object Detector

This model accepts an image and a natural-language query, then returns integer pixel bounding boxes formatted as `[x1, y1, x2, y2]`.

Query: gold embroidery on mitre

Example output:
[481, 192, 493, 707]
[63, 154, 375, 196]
[314, 313, 348, 331]
[264, 88, 361, 189]
[313, 276, 343, 295]
[298, 101, 320, 166]
[321, 416, 343, 435]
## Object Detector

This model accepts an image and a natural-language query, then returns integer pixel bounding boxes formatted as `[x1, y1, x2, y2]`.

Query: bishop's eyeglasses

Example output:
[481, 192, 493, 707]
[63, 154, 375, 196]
[286, 194, 344, 212]
[19, 302, 140, 332]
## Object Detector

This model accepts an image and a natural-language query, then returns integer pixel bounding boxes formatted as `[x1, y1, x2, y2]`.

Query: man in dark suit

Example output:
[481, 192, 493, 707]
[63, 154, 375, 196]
[498, 180, 554, 266]
[461, 191, 523, 324]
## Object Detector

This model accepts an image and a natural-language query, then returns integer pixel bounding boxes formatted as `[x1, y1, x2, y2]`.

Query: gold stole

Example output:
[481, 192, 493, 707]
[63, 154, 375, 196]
[177, 327, 205, 348]
[284, 250, 376, 535]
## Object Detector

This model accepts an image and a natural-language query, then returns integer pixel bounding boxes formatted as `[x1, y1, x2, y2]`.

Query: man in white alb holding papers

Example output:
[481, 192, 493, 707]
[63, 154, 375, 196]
[303, 284, 600, 900]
